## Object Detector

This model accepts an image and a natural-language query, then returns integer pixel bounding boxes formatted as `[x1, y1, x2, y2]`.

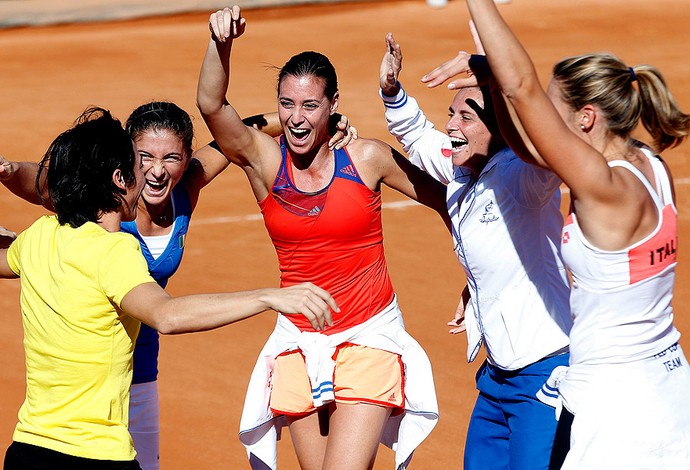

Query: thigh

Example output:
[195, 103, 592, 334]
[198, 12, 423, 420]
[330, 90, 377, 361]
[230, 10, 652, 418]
[323, 402, 393, 470]
[286, 409, 329, 470]
[464, 391, 510, 470]
[129, 381, 160, 470]
[548, 408, 574, 470]
[504, 359, 564, 470]
[505, 394, 559, 470]
[270, 350, 317, 415]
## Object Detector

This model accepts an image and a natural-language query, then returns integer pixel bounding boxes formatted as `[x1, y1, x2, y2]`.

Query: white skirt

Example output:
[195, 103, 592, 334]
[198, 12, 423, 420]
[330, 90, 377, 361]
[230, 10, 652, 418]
[559, 343, 690, 469]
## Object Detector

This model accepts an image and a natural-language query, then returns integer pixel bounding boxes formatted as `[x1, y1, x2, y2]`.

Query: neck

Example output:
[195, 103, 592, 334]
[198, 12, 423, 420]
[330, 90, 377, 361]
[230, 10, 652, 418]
[97, 211, 123, 233]
[140, 199, 172, 226]
[600, 136, 635, 162]
[290, 143, 332, 172]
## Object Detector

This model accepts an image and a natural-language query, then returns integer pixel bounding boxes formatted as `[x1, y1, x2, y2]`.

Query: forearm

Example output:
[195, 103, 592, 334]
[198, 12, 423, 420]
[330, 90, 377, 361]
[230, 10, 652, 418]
[467, 0, 538, 101]
[152, 289, 274, 334]
[1, 161, 45, 206]
[243, 112, 281, 136]
[197, 39, 234, 117]
[490, 84, 547, 168]
[381, 85, 435, 152]
[197, 38, 261, 167]
[381, 86, 453, 184]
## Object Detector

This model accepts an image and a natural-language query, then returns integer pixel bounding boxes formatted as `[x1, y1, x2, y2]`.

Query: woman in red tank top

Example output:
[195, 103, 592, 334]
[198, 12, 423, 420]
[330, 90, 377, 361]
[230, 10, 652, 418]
[198, 6, 448, 470]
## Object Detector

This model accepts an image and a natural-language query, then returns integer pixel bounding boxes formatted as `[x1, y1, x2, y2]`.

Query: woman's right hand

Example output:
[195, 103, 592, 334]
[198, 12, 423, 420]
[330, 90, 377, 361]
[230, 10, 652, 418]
[209, 6, 246, 43]
[448, 286, 470, 334]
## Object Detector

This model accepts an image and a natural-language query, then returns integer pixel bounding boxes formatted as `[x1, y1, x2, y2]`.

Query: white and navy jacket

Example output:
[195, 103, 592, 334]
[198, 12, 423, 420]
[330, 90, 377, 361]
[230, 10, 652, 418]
[381, 85, 572, 370]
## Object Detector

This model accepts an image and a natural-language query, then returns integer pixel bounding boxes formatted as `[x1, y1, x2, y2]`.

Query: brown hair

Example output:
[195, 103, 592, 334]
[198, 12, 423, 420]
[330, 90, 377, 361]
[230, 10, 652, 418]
[553, 53, 690, 152]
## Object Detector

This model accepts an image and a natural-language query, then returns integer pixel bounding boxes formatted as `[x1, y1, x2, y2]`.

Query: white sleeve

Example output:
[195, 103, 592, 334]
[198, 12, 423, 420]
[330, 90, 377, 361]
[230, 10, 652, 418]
[380, 84, 455, 185]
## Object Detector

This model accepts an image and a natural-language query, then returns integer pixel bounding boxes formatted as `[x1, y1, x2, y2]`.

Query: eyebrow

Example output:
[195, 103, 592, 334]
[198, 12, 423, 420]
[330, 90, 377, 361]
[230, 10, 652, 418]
[139, 151, 183, 157]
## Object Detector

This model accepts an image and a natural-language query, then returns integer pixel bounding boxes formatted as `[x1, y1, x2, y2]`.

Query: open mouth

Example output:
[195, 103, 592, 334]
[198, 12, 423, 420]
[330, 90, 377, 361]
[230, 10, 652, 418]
[288, 127, 311, 143]
[145, 179, 168, 196]
[450, 137, 468, 152]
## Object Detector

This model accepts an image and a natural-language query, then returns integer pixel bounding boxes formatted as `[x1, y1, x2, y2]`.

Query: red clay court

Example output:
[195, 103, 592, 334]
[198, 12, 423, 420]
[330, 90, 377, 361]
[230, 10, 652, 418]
[1, 0, 689, 468]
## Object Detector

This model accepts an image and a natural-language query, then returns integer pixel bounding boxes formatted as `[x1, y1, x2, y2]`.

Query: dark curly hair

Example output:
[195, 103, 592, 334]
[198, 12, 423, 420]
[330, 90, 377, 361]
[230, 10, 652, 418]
[37, 107, 137, 227]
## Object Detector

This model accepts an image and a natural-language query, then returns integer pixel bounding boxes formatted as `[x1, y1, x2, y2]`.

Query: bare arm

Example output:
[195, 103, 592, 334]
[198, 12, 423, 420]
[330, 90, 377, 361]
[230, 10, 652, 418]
[0, 225, 17, 250]
[0, 227, 18, 278]
[120, 281, 339, 335]
[465, 1, 613, 200]
[0, 155, 47, 207]
[0, 248, 17, 279]
[196, 6, 279, 201]
[358, 139, 450, 231]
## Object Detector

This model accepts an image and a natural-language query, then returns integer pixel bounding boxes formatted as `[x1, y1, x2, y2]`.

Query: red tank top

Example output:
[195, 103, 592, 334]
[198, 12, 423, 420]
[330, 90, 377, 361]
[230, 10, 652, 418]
[258, 137, 395, 334]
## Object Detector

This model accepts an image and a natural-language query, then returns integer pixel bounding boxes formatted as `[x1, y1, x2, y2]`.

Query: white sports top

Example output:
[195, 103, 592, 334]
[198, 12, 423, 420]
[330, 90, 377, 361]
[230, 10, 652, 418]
[140, 221, 175, 260]
[561, 149, 679, 367]
[381, 85, 571, 370]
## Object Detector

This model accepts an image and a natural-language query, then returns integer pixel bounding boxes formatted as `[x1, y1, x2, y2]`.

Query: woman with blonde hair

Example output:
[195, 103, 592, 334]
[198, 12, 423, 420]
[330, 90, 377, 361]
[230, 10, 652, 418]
[424, 2, 690, 468]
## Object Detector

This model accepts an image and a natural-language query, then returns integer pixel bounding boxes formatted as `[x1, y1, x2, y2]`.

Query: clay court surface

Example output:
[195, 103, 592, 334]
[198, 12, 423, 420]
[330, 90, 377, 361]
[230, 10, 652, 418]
[1, 0, 689, 467]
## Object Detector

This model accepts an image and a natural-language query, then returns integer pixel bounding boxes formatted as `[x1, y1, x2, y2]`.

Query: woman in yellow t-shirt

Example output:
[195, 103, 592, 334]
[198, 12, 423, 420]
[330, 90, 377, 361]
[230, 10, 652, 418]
[0, 107, 338, 470]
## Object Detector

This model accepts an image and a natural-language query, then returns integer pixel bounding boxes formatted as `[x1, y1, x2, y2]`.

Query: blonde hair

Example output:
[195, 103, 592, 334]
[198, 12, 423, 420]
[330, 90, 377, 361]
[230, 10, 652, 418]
[553, 53, 690, 152]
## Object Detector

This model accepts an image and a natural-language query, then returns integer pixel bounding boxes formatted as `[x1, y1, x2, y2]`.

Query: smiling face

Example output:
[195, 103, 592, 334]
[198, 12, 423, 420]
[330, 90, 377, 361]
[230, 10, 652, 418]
[445, 88, 496, 172]
[135, 128, 189, 207]
[278, 74, 337, 156]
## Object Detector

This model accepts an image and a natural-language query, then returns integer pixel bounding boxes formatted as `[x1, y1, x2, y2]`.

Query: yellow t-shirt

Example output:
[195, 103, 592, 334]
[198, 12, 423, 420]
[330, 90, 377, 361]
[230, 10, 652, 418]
[7, 215, 155, 461]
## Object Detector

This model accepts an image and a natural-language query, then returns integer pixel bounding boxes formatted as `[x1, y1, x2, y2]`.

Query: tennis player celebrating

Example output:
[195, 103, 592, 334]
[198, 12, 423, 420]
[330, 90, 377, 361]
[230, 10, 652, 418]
[425, 1, 690, 468]
[197, 6, 447, 470]
[0, 107, 337, 470]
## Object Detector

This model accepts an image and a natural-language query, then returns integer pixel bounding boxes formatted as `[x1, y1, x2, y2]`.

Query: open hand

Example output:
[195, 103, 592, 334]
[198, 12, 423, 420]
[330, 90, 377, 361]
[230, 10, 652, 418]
[379, 32, 403, 97]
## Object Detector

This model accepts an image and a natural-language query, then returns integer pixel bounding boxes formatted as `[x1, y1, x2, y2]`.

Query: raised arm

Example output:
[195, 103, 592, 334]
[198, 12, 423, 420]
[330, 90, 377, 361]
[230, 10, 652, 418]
[379, 33, 454, 184]
[120, 281, 339, 334]
[464, 0, 609, 197]
[181, 112, 283, 201]
[196, 6, 278, 199]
